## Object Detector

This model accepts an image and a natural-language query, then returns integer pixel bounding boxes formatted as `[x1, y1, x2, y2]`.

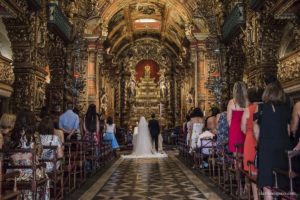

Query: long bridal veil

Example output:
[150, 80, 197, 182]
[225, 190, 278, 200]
[133, 116, 153, 156]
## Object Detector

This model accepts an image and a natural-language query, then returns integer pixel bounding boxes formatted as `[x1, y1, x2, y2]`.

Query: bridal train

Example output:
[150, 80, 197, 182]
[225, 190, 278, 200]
[122, 116, 167, 158]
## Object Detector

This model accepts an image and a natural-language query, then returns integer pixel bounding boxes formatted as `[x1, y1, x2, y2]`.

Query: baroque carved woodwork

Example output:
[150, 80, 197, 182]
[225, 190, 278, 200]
[0, 55, 14, 86]
[278, 49, 300, 84]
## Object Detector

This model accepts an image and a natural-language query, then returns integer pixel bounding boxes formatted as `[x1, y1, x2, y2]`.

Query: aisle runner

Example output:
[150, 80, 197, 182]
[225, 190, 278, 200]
[121, 152, 168, 158]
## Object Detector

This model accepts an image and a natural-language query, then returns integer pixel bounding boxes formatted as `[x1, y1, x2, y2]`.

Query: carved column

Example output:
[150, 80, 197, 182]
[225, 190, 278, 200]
[47, 34, 67, 111]
[3, 18, 48, 112]
[191, 47, 198, 108]
[87, 41, 98, 106]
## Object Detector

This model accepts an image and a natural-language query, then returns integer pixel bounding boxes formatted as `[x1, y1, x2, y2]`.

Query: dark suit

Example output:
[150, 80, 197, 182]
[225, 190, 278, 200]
[148, 119, 160, 151]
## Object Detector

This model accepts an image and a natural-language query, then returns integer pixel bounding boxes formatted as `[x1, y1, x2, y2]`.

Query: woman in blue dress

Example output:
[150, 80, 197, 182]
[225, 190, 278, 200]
[104, 116, 119, 152]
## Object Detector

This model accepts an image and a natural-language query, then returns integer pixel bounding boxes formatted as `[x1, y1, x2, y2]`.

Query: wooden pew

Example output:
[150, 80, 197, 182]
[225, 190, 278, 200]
[273, 150, 300, 200]
[39, 145, 64, 200]
[2, 149, 47, 200]
[63, 142, 77, 195]
[0, 151, 20, 200]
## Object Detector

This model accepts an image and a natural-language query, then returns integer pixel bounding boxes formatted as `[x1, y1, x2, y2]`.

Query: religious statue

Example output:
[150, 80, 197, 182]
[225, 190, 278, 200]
[158, 73, 167, 100]
[127, 71, 137, 100]
[100, 88, 107, 115]
[144, 65, 151, 78]
[186, 88, 194, 112]
[35, 82, 45, 109]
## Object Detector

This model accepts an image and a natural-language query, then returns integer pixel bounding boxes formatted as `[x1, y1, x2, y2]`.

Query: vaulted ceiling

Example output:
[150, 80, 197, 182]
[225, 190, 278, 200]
[84, 0, 209, 57]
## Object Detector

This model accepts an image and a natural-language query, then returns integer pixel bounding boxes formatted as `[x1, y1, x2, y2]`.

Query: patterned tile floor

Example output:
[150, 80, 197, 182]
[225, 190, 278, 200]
[91, 158, 208, 200]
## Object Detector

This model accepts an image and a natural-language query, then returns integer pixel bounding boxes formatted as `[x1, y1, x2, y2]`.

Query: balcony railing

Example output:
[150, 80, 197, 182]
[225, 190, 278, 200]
[222, 3, 245, 41]
[249, 0, 264, 10]
[27, 0, 41, 10]
[48, 3, 72, 42]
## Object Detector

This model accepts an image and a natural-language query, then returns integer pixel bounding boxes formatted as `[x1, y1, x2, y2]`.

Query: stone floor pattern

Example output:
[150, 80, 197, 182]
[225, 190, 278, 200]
[92, 158, 207, 200]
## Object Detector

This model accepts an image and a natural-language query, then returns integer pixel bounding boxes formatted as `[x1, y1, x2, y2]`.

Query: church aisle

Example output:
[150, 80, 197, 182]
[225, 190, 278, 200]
[79, 154, 222, 200]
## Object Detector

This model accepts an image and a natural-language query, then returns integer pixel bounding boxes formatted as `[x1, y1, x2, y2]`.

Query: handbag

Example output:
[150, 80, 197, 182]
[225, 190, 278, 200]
[254, 145, 259, 168]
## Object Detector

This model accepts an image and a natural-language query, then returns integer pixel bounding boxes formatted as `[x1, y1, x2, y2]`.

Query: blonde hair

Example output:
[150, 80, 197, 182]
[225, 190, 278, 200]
[0, 113, 16, 130]
[233, 81, 248, 108]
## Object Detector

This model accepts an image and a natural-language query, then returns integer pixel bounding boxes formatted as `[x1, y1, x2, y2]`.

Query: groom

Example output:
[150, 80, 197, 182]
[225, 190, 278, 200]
[148, 113, 160, 152]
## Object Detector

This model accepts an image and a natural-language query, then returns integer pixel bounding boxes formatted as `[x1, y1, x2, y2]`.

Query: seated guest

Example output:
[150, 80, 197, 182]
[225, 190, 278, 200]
[206, 106, 220, 134]
[197, 118, 216, 155]
[10, 110, 48, 199]
[59, 103, 80, 140]
[253, 81, 292, 200]
[182, 114, 191, 142]
[0, 113, 16, 149]
[38, 116, 63, 172]
[188, 108, 204, 152]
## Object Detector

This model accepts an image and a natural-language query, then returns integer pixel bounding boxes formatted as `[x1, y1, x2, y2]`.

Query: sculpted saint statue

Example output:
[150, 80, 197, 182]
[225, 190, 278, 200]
[158, 70, 167, 100]
[35, 83, 45, 109]
[144, 65, 151, 78]
[100, 88, 107, 115]
[128, 72, 137, 99]
[186, 88, 194, 111]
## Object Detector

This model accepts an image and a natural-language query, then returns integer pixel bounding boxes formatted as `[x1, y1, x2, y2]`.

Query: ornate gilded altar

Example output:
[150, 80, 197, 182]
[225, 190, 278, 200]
[128, 65, 161, 124]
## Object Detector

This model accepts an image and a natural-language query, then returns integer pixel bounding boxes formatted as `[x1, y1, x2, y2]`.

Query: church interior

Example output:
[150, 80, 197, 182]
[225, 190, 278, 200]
[0, 0, 300, 199]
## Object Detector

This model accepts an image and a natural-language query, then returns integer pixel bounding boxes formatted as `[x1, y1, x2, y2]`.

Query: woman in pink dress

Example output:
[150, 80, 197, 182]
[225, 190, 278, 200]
[227, 81, 248, 154]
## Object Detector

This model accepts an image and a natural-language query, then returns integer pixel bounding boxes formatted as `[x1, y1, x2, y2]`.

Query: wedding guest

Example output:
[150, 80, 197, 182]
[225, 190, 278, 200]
[38, 116, 63, 172]
[291, 101, 300, 189]
[104, 116, 119, 154]
[241, 87, 263, 200]
[188, 108, 204, 151]
[291, 101, 300, 149]
[0, 113, 16, 149]
[10, 110, 48, 199]
[216, 105, 229, 151]
[182, 114, 191, 142]
[11, 110, 43, 156]
[253, 81, 292, 200]
[83, 104, 100, 144]
[227, 81, 248, 154]
[206, 106, 220, 134]
[59, 103, 79, 140]
[196, 118, 216, 168]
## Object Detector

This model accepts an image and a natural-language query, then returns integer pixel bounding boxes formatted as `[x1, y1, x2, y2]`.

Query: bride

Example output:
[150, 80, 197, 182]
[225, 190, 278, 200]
[123, 116, 167, 158]
[132, 116, 153, 156]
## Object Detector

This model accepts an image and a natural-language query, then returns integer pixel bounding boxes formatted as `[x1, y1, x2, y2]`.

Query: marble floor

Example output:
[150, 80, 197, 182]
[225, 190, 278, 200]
[79, 154, 222, 200]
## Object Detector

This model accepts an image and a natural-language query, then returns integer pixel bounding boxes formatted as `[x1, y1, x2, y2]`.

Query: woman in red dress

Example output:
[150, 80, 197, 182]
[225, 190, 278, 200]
[227, 81, 248, 154]
[241, 87, 263, 200]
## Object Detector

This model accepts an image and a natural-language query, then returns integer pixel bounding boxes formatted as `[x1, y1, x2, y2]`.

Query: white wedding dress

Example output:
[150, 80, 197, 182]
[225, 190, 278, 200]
[122, 117, 167, 158]
[133, 116, 153, 156]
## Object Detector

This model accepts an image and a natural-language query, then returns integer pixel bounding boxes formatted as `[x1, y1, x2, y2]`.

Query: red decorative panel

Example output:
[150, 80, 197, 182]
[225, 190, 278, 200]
[135, 59, 159, 82]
